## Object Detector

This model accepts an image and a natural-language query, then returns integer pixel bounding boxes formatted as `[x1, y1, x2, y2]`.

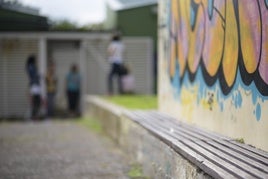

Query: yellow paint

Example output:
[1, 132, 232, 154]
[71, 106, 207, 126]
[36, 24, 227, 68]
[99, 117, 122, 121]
[171, 0, 179, 22]
[203, 2, 225, 77]
[200, 95, 218, 111]
[201, 99, 210, 110]
[180, 85, 198, 122]
[222, 1, 239, 87]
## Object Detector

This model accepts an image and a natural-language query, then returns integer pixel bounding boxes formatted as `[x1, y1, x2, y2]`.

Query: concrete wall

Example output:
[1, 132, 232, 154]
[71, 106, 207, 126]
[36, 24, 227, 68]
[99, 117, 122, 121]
[85, 96, 211, 179]
[158, 0, 268, 151]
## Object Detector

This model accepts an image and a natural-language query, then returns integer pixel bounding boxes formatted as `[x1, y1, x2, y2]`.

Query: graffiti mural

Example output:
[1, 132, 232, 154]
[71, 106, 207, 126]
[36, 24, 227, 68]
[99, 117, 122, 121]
[166, 0, 268, 122]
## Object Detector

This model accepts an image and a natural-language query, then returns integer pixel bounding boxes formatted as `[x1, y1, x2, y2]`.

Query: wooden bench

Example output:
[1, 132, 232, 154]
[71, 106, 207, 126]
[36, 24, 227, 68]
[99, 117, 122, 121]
[124, 110, 268, 179]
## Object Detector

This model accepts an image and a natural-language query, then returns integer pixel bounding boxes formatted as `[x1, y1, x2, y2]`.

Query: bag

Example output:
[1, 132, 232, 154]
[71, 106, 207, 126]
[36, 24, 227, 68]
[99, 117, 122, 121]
[119, 64, 128, 76]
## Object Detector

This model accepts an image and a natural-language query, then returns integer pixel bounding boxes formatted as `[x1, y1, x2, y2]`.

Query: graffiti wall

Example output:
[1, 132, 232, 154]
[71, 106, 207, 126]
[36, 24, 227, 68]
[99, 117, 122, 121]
[158, 0, 268, 151]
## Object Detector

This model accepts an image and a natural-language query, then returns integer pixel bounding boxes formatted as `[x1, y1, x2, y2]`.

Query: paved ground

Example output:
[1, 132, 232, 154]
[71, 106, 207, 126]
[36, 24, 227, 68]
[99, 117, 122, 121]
[0, 120, 130, 179]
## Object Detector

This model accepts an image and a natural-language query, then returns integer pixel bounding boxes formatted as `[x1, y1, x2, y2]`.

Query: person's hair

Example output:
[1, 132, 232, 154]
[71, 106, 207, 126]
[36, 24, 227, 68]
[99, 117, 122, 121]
[71, 64, 78, 72]
[26, 55, 36, 67]
[112, 34, 121, 41]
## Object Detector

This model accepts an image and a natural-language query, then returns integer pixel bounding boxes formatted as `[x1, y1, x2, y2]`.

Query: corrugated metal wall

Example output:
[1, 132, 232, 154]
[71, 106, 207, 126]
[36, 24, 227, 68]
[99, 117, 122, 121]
[0, 36, 153, 118]
[86, 39, 109, 95]
[0, 39, 38, 118]
[86, 37, 153, 95]
[124, 38, 153, 94]
[48, 41, 80, 110]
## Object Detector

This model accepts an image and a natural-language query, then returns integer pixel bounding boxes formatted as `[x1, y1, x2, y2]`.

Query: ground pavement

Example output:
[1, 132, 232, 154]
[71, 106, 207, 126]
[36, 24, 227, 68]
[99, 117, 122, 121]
[0, 120, 131, 179]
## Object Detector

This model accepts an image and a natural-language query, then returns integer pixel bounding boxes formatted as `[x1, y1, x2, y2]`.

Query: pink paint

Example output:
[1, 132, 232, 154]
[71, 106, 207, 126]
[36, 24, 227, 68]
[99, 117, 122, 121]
[177, 16, 189, 71]
[191, 7, 205, 73]
[259, 1, 268, 84]
[238, 1, 261, 72]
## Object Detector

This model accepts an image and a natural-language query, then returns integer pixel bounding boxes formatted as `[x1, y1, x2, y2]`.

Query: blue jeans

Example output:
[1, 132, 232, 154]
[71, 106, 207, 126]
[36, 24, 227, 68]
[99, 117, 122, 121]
[108, 63, 123, 94]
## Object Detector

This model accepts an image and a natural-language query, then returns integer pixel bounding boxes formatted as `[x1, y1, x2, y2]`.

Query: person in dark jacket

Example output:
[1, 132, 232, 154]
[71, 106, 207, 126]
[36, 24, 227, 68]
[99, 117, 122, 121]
[26, 55, 41, 120]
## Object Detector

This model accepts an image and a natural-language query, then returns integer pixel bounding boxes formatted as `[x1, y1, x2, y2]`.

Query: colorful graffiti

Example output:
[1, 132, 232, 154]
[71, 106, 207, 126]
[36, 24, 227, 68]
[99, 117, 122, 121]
[166, 0, 268, 122]
[168, 0, 268, 95]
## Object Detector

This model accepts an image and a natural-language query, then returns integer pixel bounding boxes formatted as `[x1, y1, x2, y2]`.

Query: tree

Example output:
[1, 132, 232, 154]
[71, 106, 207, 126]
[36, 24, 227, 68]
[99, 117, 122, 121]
[79, 22, 104, 31]
[49, 19, 105, 31]
[50, 19, 78, 31]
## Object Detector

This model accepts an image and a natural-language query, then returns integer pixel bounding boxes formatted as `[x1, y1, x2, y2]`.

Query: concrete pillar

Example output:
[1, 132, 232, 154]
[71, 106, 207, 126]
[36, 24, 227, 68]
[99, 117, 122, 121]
[79, 40, 87, 115]
[38, 37, 47, 99]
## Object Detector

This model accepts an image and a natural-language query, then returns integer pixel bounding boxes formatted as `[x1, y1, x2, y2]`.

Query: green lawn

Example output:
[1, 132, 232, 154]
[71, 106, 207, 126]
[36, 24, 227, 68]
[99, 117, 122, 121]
[77, 116, 103, 134]
[103, 95, 157, 110]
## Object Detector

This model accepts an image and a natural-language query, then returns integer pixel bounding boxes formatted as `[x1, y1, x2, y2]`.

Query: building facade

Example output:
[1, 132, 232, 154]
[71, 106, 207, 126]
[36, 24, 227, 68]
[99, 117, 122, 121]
[0, 32, 153, 118]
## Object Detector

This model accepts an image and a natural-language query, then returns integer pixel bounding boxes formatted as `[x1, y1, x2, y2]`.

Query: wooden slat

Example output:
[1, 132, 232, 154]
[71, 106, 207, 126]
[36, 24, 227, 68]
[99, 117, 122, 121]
[148, 111, 268, 165]
[134, 118, 237, 179]
[132, 111, 268, 177]
[168, 119, 268, 174]
[194, 141, 268, 178]
[142, 111, 268, 172]
[172, 140, 236, 179]
[229, 140, 268, 159]
[124, 110, 268, 179]
[206, 140, 268, 173]
[150, 111, 230, 140]
[135, 115, 250, 178]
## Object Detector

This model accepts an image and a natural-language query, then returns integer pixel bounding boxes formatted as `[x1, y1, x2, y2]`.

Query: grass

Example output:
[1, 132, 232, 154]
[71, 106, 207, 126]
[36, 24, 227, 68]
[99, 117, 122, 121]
[127, 163, 148, 179]
[235, 138, 245, 144]
[103, 95, 157, 110]
[77, 116, 103, 134]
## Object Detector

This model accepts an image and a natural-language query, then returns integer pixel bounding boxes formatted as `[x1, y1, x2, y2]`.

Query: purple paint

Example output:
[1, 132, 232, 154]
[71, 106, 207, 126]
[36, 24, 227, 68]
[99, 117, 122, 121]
[238, 1, 261, 72]
[202, 1, 225, 72]
[259, 1, 268, 84]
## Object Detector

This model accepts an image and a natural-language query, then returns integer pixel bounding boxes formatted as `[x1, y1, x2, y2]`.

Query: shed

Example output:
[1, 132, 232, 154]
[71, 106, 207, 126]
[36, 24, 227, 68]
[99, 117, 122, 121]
[0, 32, 153, 118]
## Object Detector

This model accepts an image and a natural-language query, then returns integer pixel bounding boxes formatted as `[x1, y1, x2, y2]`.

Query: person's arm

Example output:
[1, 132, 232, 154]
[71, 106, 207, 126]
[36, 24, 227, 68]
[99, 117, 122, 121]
[108, 44, 116, 57]
[123, 44, 127, 61]
[55, 76, 58, 94]
[65, 74, 68, 94]
[79, 74, 82, 93]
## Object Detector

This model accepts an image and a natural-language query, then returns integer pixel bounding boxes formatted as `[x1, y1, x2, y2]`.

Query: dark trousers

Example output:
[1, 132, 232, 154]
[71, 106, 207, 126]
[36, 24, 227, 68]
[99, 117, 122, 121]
[108, 63, 123, 94]
[31, 94, 41, 118]
[47, 93, 55, 117]
[67, 90, 80, 113]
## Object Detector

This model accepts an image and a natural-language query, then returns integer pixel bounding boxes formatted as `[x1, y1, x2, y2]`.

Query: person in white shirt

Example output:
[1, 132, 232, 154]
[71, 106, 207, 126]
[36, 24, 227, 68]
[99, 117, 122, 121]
[107, 34, 125, 95]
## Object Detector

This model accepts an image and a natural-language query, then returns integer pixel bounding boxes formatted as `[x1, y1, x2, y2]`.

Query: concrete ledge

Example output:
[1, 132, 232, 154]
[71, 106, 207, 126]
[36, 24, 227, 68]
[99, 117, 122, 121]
[85, 96, 268, 178]
[84, 96, 211, 178]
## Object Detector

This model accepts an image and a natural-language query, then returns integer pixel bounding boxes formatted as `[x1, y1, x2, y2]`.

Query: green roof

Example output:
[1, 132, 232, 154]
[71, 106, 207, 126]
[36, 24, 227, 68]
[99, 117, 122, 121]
[108, 0, 157, 10]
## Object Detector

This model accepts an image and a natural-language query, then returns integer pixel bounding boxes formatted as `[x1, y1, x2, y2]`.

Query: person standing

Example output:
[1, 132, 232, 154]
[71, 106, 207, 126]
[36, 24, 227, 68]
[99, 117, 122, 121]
[66, 64, 81, 117]
[45, 62, 57, 118]
[26, 55, 42, 120]
[107, 34, 125, 95]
